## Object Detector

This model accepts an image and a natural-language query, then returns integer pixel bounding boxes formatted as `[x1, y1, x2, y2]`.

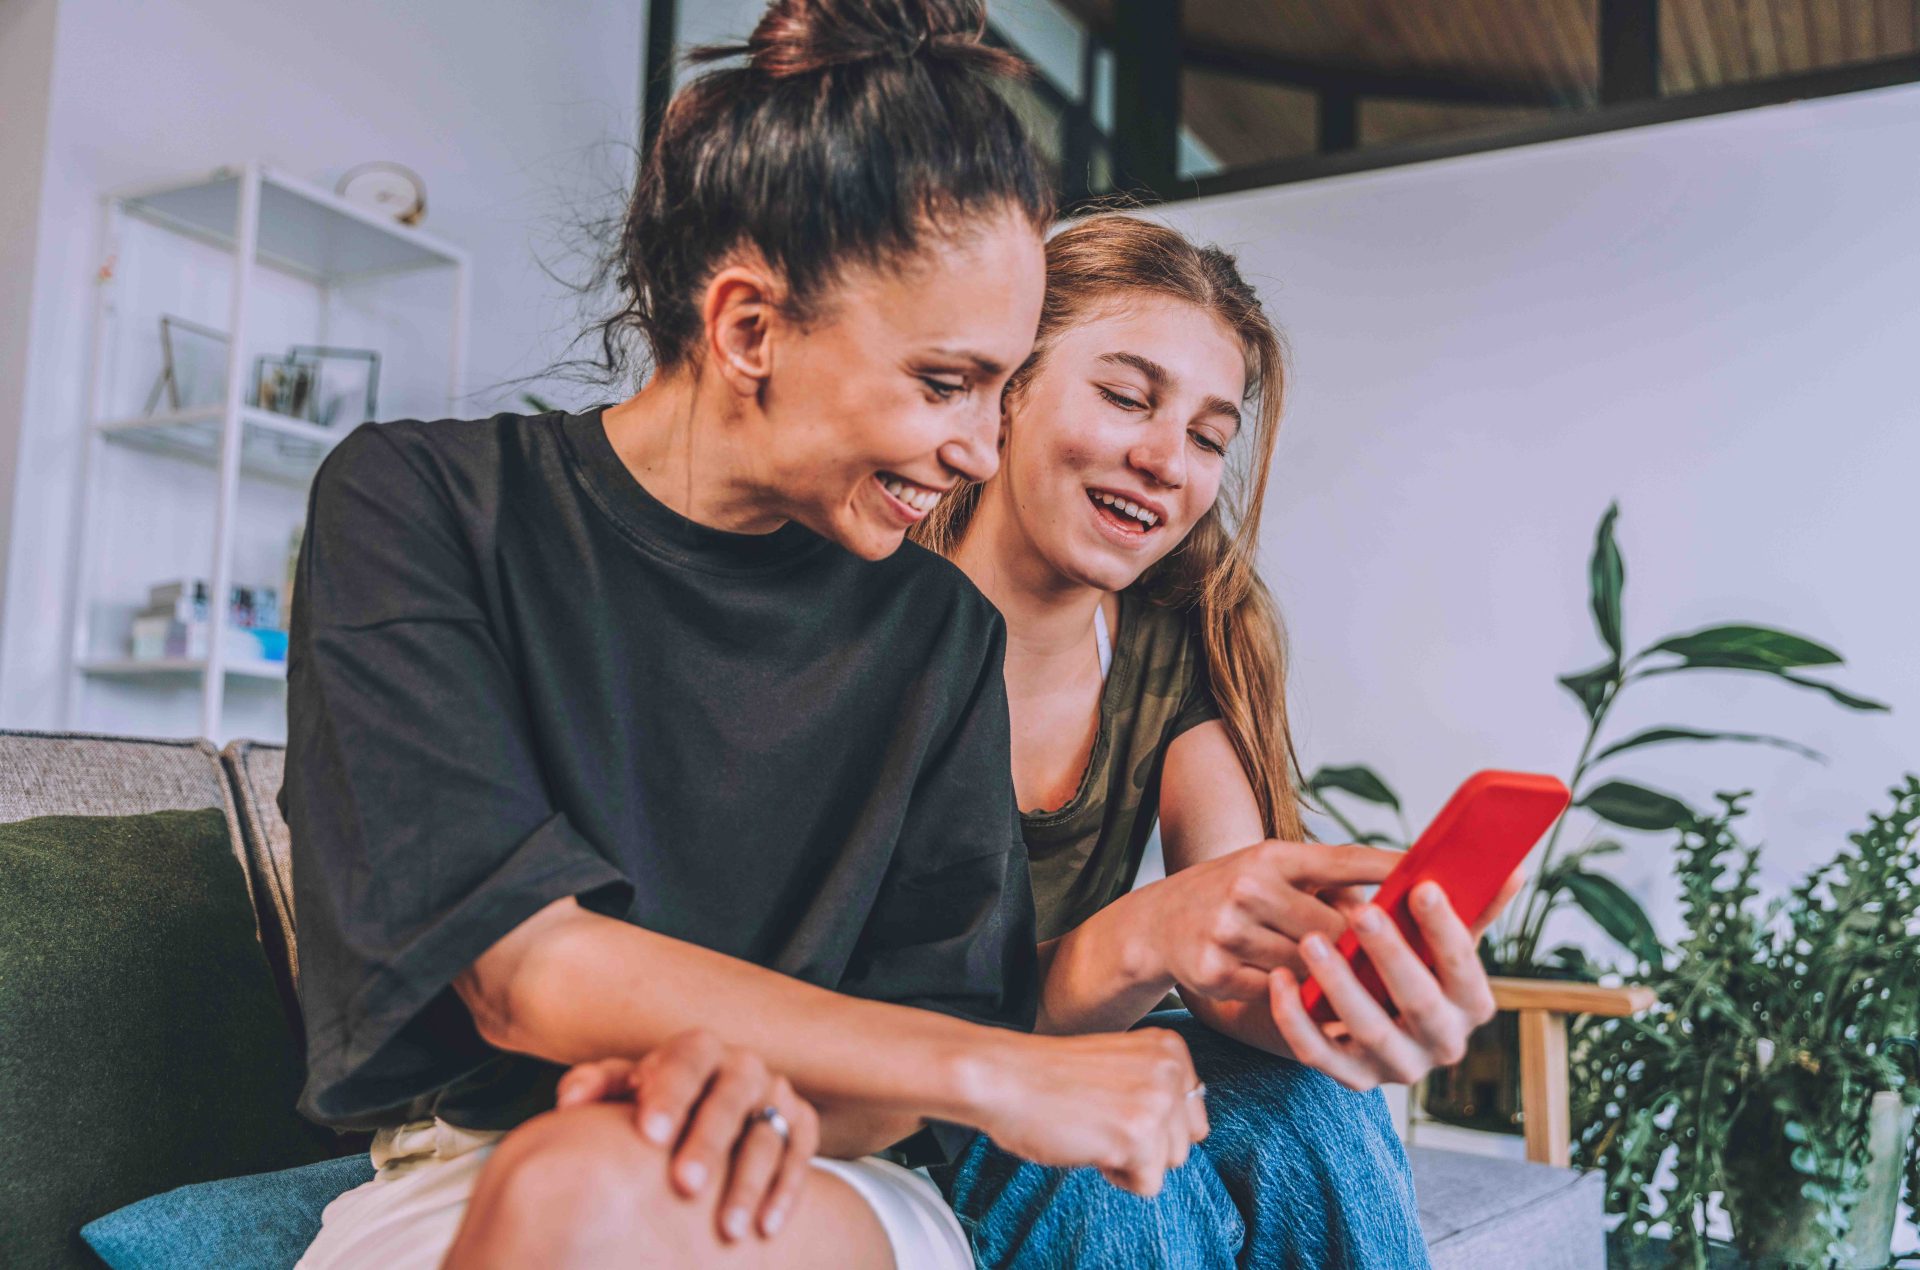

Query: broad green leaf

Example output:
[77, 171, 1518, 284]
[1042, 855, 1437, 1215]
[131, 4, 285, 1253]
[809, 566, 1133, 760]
[1578, 780, 1695, 831]
[1306, 764, 1402, 811]
[1589, 502, 1625, 657]
[1648, 624, 1842, 670]
[1777, 673, 1891, 713]
[1591, 726, 1825, 765]
[1558, 660, 1619, 721]
[1561, 869, 1664, 966]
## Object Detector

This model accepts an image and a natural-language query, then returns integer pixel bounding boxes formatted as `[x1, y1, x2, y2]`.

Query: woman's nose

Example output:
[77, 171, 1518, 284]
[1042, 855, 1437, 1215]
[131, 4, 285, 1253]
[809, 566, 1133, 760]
[938, 399, 1002, 485]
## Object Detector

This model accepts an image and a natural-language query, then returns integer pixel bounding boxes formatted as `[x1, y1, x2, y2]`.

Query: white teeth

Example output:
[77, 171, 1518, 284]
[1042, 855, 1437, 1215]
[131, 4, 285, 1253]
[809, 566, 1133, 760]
[1090, 490, 1158, 528]
[881, 476, 940, 513]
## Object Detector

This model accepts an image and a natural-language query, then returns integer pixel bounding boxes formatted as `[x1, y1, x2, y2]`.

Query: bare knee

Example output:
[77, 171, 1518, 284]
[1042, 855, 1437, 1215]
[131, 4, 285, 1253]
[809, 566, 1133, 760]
[447, 1102, 685, 1269]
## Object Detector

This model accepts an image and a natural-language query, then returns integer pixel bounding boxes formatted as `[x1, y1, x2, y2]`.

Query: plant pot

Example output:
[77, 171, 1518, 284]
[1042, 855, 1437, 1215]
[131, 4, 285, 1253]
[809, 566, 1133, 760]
[1420, 1012, 1523, 1134]
[1732, 1089, 1916, 1270]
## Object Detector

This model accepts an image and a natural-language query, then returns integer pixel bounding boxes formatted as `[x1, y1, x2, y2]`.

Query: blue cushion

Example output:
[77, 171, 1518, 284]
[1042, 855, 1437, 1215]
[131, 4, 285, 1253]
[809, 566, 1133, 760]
[81, 1154, 372, 1270]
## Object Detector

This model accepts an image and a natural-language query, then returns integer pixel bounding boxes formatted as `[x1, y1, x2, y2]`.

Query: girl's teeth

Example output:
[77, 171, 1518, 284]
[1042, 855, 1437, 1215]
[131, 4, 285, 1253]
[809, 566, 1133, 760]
[1091, 491, 1157, 528]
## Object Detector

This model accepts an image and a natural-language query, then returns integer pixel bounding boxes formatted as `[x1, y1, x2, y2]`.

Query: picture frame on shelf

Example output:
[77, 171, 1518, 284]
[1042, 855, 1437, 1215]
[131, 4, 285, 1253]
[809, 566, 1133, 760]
[288, 345, 380, 428]
[142, 315, 230, 415]
[252, 354, 316, 420]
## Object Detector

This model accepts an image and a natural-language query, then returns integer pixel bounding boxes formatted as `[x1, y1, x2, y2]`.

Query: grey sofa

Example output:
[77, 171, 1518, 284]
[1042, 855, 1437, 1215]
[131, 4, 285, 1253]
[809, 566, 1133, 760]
[1, 727, 1604, 1267]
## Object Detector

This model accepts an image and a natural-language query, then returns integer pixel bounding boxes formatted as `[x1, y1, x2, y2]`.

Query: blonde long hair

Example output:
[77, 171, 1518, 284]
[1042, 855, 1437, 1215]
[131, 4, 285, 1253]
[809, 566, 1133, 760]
[913, 212, 1307, 842]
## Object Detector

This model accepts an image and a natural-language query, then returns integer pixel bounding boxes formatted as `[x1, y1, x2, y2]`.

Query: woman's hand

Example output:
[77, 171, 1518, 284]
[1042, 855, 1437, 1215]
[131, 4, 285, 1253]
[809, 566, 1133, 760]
[1265, 874, 1521, 1090]
[963, 1028, 1208, 1198]
[1139, 839, 1402, 1002]
[555, 1029, 819, 1242]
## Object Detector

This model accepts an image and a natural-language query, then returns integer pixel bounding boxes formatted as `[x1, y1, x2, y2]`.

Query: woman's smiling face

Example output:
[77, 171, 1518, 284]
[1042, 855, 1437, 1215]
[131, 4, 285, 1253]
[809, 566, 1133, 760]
[997, 294, 1248, 591]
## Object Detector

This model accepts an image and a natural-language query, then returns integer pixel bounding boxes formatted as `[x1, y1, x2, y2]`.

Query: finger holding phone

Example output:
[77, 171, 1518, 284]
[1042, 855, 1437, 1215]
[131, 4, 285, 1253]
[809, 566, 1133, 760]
[1135, 838, 1403, 1001]
[1267, 870, 1521, 1090]
[1267, 770, 1566, 1091]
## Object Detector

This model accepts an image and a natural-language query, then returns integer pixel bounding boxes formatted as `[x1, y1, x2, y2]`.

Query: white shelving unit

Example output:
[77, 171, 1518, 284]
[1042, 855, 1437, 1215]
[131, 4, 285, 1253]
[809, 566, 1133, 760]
[64, 162, 470, 743]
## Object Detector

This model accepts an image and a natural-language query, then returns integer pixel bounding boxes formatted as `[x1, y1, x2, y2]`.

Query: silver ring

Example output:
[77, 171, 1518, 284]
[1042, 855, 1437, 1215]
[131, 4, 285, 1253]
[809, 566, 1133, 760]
[1186, 1083, 1208, 1101]
[750, 1104, 791, 1146]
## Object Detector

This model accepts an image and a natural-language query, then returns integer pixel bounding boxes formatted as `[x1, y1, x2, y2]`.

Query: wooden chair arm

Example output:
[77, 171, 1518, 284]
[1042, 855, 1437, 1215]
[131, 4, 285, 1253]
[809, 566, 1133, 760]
[1477, 978, 1658, 1168]
[1489, 977, 1656, 1018]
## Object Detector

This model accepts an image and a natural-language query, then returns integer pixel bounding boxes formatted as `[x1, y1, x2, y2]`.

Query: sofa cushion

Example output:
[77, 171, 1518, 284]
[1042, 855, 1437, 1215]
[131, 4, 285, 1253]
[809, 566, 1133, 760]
[0, 730, 253, 927]
[81, 1155, 374, 1270]
[0, 808, 332, 1269]
[1411, 1145, 1605, 1269]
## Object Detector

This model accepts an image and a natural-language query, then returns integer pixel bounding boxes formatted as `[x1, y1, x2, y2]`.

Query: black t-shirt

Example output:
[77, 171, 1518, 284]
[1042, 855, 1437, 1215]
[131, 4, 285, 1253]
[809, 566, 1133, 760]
[280, 406, 1037, 1147]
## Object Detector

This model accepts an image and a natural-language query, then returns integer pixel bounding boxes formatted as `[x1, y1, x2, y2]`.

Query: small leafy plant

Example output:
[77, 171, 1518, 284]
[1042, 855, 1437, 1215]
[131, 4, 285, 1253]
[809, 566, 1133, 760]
[1572, 777, 1920, 1269]
[1299, 502, 1888, 979]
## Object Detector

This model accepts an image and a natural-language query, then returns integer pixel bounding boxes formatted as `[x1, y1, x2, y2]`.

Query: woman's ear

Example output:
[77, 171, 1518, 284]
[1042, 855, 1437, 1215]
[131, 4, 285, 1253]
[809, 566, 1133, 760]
[700, 263, 779, 398]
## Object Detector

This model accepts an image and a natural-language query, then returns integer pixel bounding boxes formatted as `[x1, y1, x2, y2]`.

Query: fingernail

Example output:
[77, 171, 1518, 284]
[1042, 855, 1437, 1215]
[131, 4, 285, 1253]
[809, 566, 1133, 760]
[643, 1112, 673, 1144]
[1302, 934, 1331, 961]
[723, 1208, 748, 1240]
[1354, 906, 1384, 934]
[764, 1205, 787, 1235]
[1417, 883, 1446, 911]
[679, 1161, 707, 1191]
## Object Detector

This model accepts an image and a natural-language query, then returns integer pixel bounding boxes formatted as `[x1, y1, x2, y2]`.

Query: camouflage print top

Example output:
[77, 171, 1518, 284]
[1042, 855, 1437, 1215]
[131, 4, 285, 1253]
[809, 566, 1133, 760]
[1023, 587, 1220, 943]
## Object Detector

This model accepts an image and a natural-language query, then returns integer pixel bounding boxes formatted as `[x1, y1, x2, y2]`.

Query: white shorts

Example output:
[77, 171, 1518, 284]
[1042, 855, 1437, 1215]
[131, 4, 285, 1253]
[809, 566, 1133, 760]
[294, 1117, 971, 1270]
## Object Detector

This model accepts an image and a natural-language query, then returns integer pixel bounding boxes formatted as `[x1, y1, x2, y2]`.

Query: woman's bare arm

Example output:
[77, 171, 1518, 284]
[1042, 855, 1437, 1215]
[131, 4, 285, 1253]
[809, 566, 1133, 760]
[455, 896, 1205, 1186]
[457, 898, 989, 1157]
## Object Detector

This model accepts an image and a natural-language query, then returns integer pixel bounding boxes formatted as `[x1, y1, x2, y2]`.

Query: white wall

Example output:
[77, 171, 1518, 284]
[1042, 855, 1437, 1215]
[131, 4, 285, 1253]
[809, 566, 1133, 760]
[1160, 83, 1920, 943]
[0, 0, 646, 733]
[0, 0, 61, 694]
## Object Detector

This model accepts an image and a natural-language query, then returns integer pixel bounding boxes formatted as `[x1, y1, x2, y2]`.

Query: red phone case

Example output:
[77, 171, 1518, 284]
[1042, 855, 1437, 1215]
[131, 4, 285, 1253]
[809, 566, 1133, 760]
[1297, 769, 1570, 1026]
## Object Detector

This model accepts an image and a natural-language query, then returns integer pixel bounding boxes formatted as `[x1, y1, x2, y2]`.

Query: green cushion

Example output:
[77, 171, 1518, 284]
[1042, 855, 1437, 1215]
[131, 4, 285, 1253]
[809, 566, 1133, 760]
[0, 809, 331, 1269]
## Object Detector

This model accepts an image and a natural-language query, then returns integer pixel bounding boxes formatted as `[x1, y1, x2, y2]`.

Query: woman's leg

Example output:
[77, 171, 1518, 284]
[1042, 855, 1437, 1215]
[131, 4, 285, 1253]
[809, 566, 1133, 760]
[445, 1102, 895, 1269]
[1160, 1009, 1431, 1270]
[939, 1010, 1430, 1270]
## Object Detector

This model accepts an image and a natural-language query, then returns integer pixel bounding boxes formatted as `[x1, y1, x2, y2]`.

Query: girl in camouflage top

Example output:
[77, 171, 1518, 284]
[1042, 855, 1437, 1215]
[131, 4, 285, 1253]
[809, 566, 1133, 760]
[915, 213, 1519, 1268]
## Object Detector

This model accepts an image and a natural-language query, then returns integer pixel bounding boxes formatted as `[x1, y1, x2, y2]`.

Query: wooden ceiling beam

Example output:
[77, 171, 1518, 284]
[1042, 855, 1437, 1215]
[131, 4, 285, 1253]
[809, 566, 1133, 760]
[1178, 40, 1576, 107]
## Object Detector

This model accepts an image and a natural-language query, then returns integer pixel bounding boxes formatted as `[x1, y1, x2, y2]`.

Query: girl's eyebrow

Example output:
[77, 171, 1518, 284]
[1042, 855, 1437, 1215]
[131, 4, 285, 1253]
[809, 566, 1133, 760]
[1099, 350, 1242, 429]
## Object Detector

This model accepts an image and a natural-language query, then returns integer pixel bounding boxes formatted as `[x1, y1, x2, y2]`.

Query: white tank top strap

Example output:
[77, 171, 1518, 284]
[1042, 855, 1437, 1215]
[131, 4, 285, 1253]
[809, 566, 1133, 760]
[1093, 600, 1113, 681]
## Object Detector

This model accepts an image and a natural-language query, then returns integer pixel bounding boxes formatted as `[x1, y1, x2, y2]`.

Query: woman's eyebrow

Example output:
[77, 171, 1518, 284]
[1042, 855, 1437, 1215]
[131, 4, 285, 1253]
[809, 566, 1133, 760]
[924, 347, 1008, 376]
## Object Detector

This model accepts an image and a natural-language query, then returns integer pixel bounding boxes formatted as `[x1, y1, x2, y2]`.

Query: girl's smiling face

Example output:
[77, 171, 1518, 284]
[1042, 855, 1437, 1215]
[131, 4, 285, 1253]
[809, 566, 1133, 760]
[995, 294, 1248, 591]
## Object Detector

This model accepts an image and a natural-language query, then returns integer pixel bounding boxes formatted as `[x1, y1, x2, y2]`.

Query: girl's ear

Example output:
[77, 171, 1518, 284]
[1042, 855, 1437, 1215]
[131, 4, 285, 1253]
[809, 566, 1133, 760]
[701, 263, 779, 398]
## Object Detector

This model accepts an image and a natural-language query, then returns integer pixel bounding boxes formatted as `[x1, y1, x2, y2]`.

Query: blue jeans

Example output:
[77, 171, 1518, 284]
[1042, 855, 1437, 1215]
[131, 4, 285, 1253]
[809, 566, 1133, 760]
[935, 1010, 1430, 1269]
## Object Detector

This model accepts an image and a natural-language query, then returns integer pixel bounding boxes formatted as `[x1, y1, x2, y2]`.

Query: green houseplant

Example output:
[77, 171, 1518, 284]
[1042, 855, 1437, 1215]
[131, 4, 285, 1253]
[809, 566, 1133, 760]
[1573, 777, 1920, 1269]
[1299, 502, 1888, 1131]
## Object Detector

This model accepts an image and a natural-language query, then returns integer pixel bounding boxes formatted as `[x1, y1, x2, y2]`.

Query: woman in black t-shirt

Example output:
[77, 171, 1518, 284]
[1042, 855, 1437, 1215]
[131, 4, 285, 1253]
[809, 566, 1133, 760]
[285, 8, 1206, 1269]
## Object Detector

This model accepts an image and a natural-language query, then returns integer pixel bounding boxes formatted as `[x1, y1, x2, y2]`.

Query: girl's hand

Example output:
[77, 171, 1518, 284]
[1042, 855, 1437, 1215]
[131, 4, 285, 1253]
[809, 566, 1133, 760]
[555, 1029, 820, 1242]
[1265, 874, 1520, 1090]
[1143, 839, 1402, 1002]
[965, 1028, 1208, 1198]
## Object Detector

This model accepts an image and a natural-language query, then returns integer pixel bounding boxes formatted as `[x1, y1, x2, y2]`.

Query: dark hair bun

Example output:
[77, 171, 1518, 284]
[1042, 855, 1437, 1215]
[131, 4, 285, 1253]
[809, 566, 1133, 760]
[598, 0, 1052, 377]
[699, 0, 1027, 81]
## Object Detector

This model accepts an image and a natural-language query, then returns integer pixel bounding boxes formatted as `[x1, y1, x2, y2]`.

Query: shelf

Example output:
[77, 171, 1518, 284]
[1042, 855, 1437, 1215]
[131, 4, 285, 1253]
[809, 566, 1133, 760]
[116, 166, 465, 281]
[78, 656, 287, 682]
[94, 405, 346, 485]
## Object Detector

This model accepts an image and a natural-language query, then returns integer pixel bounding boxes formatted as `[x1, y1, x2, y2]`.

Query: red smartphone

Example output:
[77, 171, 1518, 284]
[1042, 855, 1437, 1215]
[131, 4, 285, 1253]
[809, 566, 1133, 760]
[1297, 769, 1570, 1025]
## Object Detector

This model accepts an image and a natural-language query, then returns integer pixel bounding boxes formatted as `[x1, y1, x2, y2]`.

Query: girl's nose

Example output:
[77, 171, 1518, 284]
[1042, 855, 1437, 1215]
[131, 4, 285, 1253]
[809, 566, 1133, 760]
[1129, 424, 1186, 490]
